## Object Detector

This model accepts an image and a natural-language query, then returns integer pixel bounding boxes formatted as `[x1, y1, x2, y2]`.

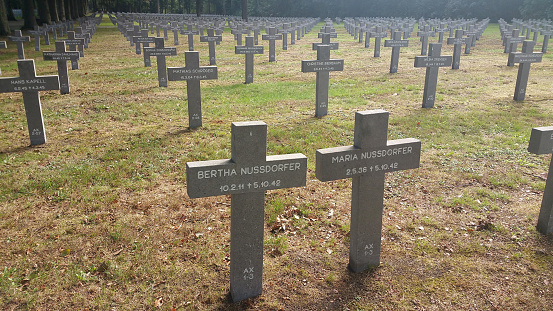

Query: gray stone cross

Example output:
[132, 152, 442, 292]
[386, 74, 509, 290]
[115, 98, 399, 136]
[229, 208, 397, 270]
[540, 26, 552, 53]
[186, 121, 307, 302]
[301, 44, 344, 117]
[313, 33, 339, 51]
[0, 41, 5, 75]
[417, 25, 436, 55]
[316, 110, 421, 272]
[8, 30, 31, 60]
[528, 126, 553, 235]
[262, 27, 282, 62]
[414, 43, 453, 108]
[64, 31, 85, 70]
[144, 37, 177, 87]
[447, 29, 465, 69]
[200, 28, 222, 65]
[181, 24, 199, 51]
[369, 26, 387, 57]
[385, 31, 409, 73]
[43, 41, 79, 94]
[133, 29, 154, 56]
[509, 40, 543, 101]
[506, 29, 525, 66]
[167, 51, 218, 128]
[235, 36, 264, 84]
[0, 60, 60, 145]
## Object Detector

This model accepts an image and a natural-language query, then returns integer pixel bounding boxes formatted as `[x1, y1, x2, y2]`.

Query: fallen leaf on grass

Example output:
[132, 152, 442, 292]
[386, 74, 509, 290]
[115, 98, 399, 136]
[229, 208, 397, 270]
[155, 297, 163, 308]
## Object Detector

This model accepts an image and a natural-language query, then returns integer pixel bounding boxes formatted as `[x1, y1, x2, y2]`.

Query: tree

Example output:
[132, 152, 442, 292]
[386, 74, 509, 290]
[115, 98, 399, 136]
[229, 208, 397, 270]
[22, 0, 37, 29]
[241, 0, 247, 20]
[196, 0, 202, 16]
[0, 0, 10, 35]
[48, 0, 60, 22]
[57, 0, 66, 21]
[521, 0, 553, 19]
[6, 0, 16, 21]
[37, 0, 52, 24]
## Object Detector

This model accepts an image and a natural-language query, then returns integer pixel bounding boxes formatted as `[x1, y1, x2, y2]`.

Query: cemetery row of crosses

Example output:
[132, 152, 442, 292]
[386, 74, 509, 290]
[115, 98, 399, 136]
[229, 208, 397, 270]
[1, 12, 552, 303]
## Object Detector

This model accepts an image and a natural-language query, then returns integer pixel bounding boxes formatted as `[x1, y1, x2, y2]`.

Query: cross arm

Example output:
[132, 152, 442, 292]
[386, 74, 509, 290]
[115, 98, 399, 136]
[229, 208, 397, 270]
[0, 76, 60, 93]
[316, 138, 421, 182]
[186, 154, 307, 198]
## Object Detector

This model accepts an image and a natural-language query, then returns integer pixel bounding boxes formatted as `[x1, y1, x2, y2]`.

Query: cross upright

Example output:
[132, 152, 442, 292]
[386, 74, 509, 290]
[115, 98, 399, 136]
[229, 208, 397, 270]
[370, 26, 387, 57]
[279, 23, 290, 50]
[171, 23, 180, 45]
[186, 121, 307, 302]
[447, 29, 465, 69]
[414, 43, 453, 108]
[8, 30, 31, 59]
[28, 26, 42, 51]
[506, 29, 524, 66]
[313, 33, 339, 51]
[509, 40, 543, 101]
[301, 44, 344, 117]
[64, 31, 85, 70]
[436, 23, 447, 43]
[43, 41, 79, 94]
[464, 25, 477, 51]
[74, 27, 90, 48]
[540, 26, 552, 53]
[200, 28, 222, 65]
[0, 41, 5, 75]
[528, 126, 553, 235]
[235, 36, 264, 84]
[232, 25, 250, 46]
[0, 60, 60, 145]
[181, 24, 199, 51]
[316, 110, 421, 272]
[167, 51, 218, 128]
[144, 37, 177, 87]
[133, 29, 154, 56]
[261, 27, 282, 62]
[129, 25, 140, 47]
[41, 24, 51, 46]
[385, 31, 409, 73]
[417, 25, 436, 55]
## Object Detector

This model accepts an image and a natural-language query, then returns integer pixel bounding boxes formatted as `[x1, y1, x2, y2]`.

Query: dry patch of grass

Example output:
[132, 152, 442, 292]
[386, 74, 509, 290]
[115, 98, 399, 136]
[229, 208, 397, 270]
[0, 20, 553, 310]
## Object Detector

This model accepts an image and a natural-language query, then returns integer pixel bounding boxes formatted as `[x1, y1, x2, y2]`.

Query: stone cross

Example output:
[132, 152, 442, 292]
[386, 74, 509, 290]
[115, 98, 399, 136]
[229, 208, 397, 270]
[301, 44, 344, 117]
[171, 23, 180, 45]
[313, 30, 339, 51]
[447, 29, 465, 69]
[186, 121, 307, 302]
[235, 36, 264, 84]
[370, 26, 387, 57]
[385, 31, 409, 73]
[28, 27, 42, 51]
[167, 51, 218, 128]
[64, 31, 85, 70]
[509, 40, 543, 101]
[133, 29, 153, 55]
[8, 30, 31, 59]
[528, 126, 553, 235]
[232, 25, 250, 46]
[279, 23, 290, 50]
[464, 25, 477, 53]
[506, 29, 524, 66]
[43, 41, 79, 94]
[316, 110, 421, 272]
[417, 25, 436, 55]
[0, 41, 5, 75]
[540, 26, 552, 53]
[182, 24, 199, 51]
[0, 60, 60, 145]
[200, 28, 222, 65]
[262, 27, 282, 62]
[144, 37, 177, 87]
[414, 43, 453, 108]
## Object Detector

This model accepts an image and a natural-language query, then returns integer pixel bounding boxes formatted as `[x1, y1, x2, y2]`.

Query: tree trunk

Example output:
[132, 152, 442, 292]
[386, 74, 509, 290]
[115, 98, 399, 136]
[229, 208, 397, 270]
[241, 0, 247, 21]
[70, 0, 78, 19]
[48, 0, 59, 22]
[196, 0, 202, 16]
[57, 0, 66, 21]
[6, 0, 16, 21]
[64, 0, 71, 20]
[37, 0, 52, 24]
[0, 0, 10, 35]
[22, 0, 37, 29]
